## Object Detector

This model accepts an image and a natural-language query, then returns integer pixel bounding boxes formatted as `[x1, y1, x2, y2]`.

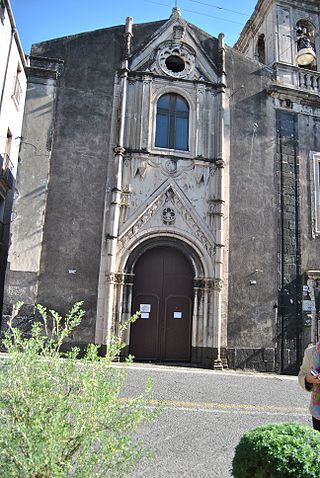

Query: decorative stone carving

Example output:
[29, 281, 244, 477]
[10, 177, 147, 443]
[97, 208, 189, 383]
[215, 157, 225, 168]
[173, 25, 185, 41]
[119, 185, 216, 257]
[105, 273, 117, 284]
[193, 278, 217, 289]
[209, 166, 216, 176]
[165, 159, 177, 175]
[132, 158, 148, 179]
[147, 156, 194, 178]
[119, 185, 131, 224]
[162, 207, 176, 225]
[208, 198, 224, 217]
[157, 43, 195, 78]
[213, 278, 223, 291]
[174, 195, 215, 257]
[165, 187, 175, 202]
[170, 6, 181, 20]
[113, 145, 126, 156]
[194, 170, 206, 184]
[119, 195, 165, 248]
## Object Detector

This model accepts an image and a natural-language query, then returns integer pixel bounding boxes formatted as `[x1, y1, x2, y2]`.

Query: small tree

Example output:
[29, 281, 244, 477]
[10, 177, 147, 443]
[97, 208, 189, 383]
[0, 301, 161, 478]
[232, 422, 320, 478]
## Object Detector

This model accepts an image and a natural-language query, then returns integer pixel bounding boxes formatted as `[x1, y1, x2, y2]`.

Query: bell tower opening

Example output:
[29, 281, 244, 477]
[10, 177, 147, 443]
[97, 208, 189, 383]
[256, 34, 266, 64]
[296, 20, 317, 70]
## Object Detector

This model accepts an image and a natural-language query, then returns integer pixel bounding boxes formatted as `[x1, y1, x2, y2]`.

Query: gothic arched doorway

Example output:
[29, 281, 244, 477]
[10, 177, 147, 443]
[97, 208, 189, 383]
[129, 246, 194, 361]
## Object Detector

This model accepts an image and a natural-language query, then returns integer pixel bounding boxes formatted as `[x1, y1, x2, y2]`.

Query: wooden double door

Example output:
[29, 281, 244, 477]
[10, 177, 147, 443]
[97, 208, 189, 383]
[129, 246, 193, 361]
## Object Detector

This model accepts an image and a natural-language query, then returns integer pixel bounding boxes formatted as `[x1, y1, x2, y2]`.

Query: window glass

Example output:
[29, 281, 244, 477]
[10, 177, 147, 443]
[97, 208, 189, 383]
[155, 94, 189, 151]
[158, 95, 170, 109]
[175, 117, 188, 151]
[155, 114, 169, 148]
[176, 96, 188, 113]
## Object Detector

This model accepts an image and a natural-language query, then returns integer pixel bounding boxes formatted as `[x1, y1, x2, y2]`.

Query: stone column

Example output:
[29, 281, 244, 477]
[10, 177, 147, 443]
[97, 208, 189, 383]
[212, 33, 227, 370]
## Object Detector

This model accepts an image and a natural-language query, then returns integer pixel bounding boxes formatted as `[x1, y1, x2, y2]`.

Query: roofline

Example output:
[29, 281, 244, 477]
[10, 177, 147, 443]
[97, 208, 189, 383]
[235, 0, 320, 52]
[234, 0, 273, 51]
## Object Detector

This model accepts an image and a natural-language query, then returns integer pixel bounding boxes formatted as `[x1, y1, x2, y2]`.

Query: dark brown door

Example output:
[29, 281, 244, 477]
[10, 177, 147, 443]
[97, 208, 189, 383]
[130, 246, 193, 361]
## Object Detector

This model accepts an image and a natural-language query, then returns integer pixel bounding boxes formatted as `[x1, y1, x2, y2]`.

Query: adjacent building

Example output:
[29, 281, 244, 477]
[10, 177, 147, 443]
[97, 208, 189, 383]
[0, 0, 27, 314]
[4, 0, 320, 373]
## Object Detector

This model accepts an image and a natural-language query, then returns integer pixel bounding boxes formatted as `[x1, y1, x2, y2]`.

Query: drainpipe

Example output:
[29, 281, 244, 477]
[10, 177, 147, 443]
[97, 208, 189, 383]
[5, 0, 27, 69]
[102, 17, 133, 346]
[213, 33, 226, 370]
[0, 1, 27, 118]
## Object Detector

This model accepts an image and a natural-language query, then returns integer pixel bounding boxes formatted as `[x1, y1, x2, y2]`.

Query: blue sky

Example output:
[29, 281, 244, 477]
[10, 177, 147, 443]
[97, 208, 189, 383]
[10, 0, 258, 53]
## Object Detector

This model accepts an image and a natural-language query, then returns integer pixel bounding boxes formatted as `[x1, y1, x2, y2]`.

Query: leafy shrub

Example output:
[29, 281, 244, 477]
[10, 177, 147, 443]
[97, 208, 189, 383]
[0, 301, 161, 478]
[232, 422, 320, 478]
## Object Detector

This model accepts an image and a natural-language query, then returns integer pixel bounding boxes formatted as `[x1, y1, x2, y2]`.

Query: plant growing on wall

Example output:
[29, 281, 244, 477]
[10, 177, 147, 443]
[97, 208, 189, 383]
[232, 422, 320, 478]
[0, 301, 160, 478]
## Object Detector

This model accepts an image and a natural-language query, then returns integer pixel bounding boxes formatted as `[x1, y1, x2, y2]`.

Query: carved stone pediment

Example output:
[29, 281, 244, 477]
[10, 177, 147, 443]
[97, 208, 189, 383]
[130, 15, 218, 83]
[118, 180, 216, 257]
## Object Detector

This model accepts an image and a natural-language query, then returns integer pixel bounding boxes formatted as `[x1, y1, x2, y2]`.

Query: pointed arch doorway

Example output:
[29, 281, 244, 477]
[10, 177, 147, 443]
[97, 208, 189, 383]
[129, 246, 194, 362]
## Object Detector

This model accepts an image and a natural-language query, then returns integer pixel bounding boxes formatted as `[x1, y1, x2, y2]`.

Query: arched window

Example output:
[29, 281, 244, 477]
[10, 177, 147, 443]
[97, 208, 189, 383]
[155, 93, 189, 151]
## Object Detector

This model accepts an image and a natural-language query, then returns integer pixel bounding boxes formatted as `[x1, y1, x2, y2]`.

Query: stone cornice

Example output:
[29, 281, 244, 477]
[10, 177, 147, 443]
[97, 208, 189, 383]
[234, 0, 273, 52]
[127, 70, 219, 88]
[268, 83, 320, 108]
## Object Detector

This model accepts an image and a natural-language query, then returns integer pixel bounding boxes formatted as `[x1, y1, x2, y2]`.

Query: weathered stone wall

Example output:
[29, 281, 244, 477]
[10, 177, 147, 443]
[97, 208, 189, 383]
[298, 112, 320, 265]
[226, 48, 278, 371]
[6, 15, 318, 371]
[3, 59, 62, 318]
[3, 21, 169, 345]
[296, 109, 320, 355]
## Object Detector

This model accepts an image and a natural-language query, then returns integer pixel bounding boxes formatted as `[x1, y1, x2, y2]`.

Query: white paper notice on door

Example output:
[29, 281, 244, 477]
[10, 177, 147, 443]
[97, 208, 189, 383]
[173, 311, 182, 319]
[140, 312, 149, 319]
[140, 304, 151, 313]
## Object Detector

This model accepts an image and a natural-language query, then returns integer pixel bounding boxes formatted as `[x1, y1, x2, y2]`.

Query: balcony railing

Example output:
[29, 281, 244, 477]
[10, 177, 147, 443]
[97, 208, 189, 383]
[298, 70, 320, 93]
[0, 154, 14, 190]
[274, 63, 320, 96]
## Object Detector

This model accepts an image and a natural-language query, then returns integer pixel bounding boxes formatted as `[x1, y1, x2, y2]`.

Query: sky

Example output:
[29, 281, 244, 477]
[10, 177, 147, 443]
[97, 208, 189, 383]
[10, 0, 259, 54]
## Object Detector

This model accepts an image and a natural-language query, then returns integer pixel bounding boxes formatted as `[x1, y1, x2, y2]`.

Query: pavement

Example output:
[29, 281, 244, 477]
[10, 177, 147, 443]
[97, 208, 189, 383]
[118, 363, 310, 478]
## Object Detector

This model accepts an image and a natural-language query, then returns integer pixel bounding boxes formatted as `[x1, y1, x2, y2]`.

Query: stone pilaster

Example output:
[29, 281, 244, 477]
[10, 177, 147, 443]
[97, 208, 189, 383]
[276, 111, 302, 373]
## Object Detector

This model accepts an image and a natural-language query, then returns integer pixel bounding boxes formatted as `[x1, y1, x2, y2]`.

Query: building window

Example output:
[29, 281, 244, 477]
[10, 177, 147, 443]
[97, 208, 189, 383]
[12, 65, 22, 107]
[155, 93, 189, 151]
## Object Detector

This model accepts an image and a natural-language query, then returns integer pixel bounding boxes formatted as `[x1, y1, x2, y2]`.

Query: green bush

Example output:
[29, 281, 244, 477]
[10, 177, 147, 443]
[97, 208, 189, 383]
[232, 422, 320, 478]
[0, 301, 162, 478]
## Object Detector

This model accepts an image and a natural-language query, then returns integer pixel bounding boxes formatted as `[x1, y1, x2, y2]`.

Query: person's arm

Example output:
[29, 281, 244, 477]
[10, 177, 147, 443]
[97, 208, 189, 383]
[298, 346, 315, 391]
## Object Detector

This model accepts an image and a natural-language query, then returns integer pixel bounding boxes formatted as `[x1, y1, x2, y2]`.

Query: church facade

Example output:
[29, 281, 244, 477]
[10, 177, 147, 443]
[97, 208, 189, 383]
[4, 0, 320, 372]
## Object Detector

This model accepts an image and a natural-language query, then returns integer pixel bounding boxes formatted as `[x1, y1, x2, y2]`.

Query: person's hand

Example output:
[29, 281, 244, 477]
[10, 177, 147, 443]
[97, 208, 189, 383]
[306, 369, 320, 384]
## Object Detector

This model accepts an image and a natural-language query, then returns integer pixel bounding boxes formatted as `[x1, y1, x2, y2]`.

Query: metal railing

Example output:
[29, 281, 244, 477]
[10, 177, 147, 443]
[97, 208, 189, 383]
[0, 154, 14, 189]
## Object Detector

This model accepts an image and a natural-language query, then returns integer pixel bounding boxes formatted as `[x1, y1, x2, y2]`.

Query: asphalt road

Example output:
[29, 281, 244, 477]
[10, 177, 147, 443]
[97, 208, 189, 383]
[119, 363, 311, 478]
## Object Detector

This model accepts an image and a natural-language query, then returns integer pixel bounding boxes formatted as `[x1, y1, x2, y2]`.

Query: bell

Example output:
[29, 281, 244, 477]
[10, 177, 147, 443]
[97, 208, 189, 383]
[296, 47, 317, 66]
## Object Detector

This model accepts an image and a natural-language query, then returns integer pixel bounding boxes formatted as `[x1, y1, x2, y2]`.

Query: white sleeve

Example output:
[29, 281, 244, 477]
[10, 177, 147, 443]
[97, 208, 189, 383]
[298, 346, 313, 391]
